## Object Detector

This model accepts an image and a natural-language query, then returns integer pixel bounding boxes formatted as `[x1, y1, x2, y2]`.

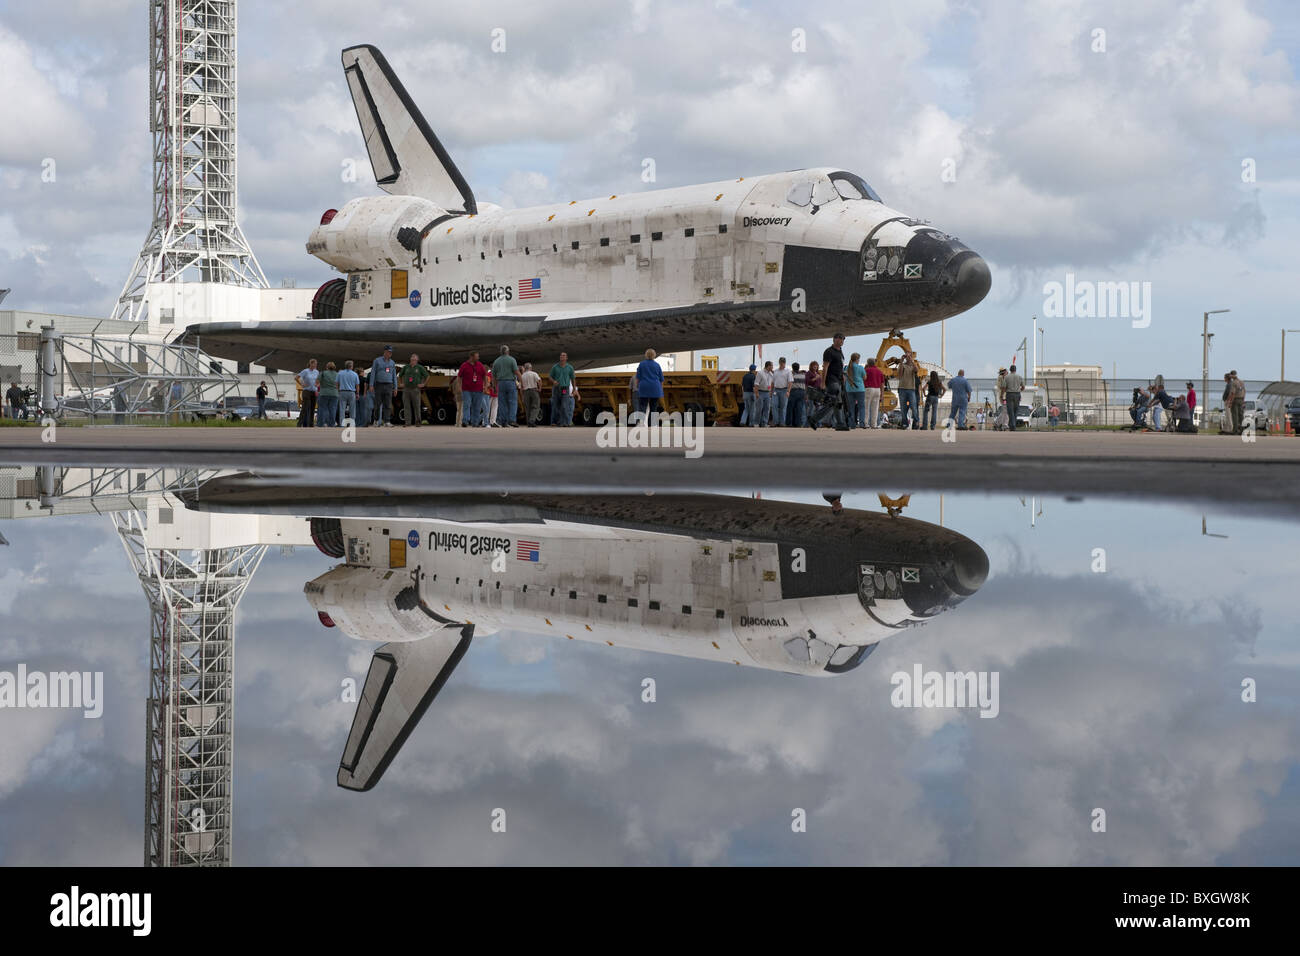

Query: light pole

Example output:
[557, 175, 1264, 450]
[1030, 316, 1037, 382]
[1283, 329, 1300, 381]
[1203, 309, 1229, 420]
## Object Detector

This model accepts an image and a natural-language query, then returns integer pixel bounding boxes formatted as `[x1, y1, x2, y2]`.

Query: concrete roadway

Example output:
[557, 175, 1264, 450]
[2, 424, 1297, 510]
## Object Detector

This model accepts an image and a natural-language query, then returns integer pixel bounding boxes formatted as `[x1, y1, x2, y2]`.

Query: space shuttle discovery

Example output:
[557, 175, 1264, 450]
[280, 492, 988, 791]
[186, 45, 991, 370]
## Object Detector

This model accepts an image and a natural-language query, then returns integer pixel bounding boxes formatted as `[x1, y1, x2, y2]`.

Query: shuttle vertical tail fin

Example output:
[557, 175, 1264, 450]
[337, 623, 474, 792]
[341, 44, 477, 214]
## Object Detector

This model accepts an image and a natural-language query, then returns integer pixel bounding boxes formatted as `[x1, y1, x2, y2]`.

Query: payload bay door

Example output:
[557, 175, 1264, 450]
[729, 539, 781, 607]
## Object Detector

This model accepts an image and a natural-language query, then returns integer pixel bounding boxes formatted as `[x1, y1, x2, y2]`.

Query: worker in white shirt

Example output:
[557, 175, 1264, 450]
[754, 361, 775, 428]
[772, 357, 793, 427]
[521, 363, 542, 426]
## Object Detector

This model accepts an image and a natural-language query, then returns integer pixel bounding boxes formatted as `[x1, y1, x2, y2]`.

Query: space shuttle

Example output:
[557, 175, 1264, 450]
[186, 44, 991, 371]
[275, 491, 987, 791]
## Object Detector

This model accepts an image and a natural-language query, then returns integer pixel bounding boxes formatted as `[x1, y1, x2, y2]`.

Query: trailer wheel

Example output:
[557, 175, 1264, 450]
[432, 403, 453, 425]
[684, 402, 705, 424]
[581, 404, 602, 427]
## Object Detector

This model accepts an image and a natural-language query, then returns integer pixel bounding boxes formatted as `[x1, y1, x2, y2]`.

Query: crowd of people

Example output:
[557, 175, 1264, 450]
[5, 336, 1258, 435]
[1128, 375, 1196, 433]
[282, 336, 1041, 434]
[289, 345, 593, 428]
[1126, 371, 1247, 435]
[737, 334, 984, 432]
[261, 339, 1257, 437]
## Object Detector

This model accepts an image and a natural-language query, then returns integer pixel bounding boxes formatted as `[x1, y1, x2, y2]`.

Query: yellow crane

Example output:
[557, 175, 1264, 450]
[872, 332, 932, 413]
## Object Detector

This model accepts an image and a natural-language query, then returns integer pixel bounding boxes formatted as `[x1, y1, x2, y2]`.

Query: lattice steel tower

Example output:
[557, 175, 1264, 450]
[115, 509, 266, 866]
[114, 0, 266, 323]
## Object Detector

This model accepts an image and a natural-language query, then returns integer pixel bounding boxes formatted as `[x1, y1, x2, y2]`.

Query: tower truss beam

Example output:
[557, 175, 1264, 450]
[114, 509, 266, 867]
[115, 0, 266, 325]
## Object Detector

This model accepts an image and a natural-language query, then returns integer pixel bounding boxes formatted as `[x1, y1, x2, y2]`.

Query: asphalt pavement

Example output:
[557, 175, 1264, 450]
[3, 423, 1297, 510]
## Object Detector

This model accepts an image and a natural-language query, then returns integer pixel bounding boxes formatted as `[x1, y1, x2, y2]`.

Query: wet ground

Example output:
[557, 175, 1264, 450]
[3, 425, 1299, 510]
[0, 464, 1295, 865]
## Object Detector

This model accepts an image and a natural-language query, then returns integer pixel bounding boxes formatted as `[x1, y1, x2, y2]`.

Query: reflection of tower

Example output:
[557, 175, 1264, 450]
[114, 510, 266, 867]
[114, 0, 266, 324]
[1, 468, 311, 864]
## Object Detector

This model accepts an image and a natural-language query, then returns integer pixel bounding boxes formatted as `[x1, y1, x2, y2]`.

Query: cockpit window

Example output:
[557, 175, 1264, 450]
[825, 642, 878, 674]
[786, 182, 813, 207]
[829, 171, 883, 203]
[783, 633, 877, 673]
[828, 645, 860, 667]
[811, 178, 839, 208]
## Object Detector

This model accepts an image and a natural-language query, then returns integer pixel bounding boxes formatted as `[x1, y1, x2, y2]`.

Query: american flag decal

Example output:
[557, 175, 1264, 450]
[516, 539, 540, 562]
[518, 277, 542, 299]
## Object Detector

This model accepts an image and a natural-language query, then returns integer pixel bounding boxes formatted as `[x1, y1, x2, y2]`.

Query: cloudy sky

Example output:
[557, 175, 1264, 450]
[0, 488, 1296, 865]
[1, 0, 1298, 379]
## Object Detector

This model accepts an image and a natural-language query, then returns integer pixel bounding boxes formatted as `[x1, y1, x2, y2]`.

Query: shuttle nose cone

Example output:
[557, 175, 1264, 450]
[950, 254, 991, 310]
[947, 538, 989, 595]
[895, 230, 991, 311]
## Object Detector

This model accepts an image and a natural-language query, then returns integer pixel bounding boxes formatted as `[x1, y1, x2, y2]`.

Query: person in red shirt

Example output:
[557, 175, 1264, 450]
[457, 351, 488, 427]
[863, 358, 885, 428]
[1185, 381, 1197, 419]
[803, 361, 823, 428]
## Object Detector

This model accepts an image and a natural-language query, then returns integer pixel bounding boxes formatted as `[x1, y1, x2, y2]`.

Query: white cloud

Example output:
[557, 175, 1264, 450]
[0, 26, 90, 167]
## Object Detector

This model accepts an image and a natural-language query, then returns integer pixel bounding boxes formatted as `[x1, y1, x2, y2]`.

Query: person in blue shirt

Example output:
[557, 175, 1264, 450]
[634, 348, 665, 421]
[1147, 384, 1173, 430]
[337, 360, 360, 425]
[845, 353, 867, 428]
[948, 369, 972, 429]
[741, 364, 757, 426]
[169, 379, 185, 424]
[295, 359, 320, 428]
[369, 347, 397, 426]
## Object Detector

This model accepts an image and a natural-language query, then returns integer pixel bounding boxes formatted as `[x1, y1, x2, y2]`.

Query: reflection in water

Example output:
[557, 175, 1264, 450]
[3, 467, 1293, 866]
[1, 466, 295, 867]
[186, 479, 988, 791]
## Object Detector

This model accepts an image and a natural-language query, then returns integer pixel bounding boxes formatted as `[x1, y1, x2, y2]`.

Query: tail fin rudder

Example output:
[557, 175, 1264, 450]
[341, 44, 477, 214]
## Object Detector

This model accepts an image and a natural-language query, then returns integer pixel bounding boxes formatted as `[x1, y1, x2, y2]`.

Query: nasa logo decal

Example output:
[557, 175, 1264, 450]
[408, 289, 422, 308]
[407, 530, 420, 548]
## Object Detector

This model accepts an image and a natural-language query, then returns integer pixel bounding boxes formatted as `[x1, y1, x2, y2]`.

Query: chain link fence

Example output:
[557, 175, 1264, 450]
[0, 331, 39, 420]
[947, 375, 1288, 431]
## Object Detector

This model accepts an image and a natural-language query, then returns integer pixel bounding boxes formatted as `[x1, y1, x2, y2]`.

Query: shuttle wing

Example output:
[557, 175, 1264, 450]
[337, 623, 474, 792]
[183, 299, 766, 371]
[341, 44, 477, 214]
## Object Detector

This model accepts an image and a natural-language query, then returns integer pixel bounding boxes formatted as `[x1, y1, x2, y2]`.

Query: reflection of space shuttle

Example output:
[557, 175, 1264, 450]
[276, 492, 989, 791]
[184, 44, 989, 371]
